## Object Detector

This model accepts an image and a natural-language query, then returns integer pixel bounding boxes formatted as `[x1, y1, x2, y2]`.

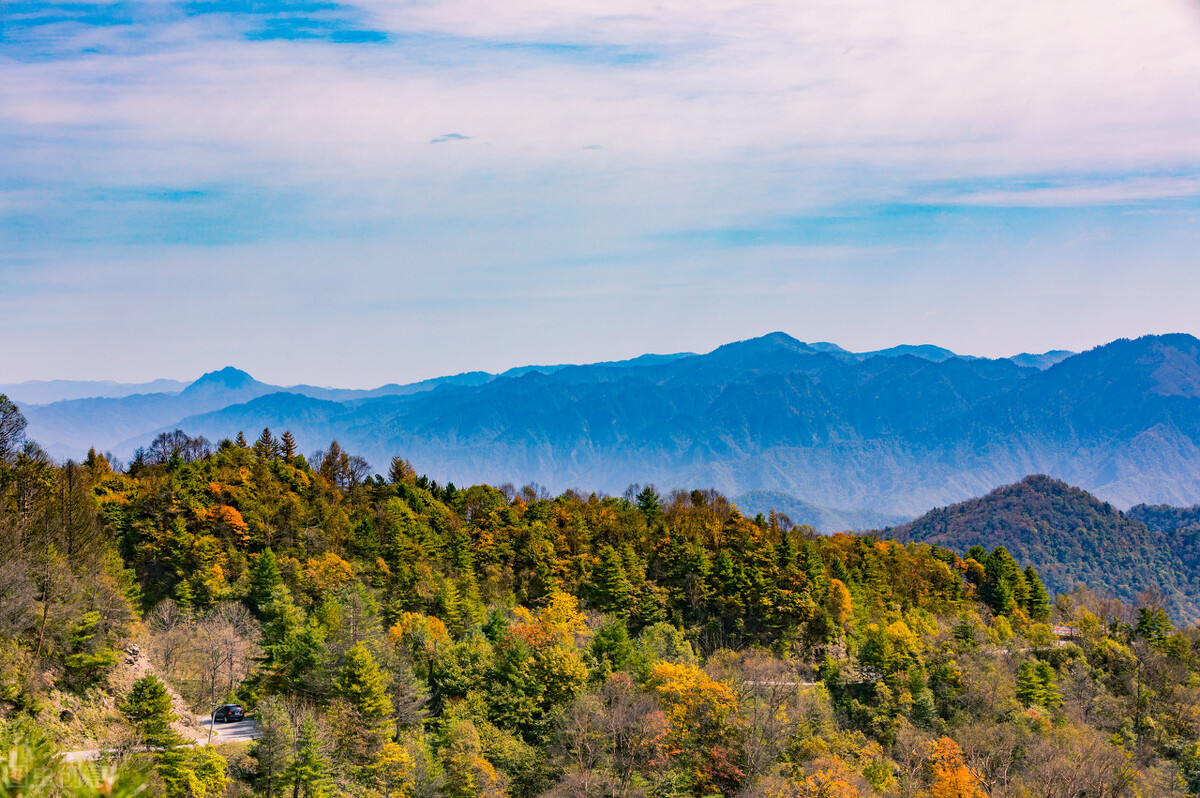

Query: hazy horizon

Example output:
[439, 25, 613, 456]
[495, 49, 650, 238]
[0, 330, 1125, 391]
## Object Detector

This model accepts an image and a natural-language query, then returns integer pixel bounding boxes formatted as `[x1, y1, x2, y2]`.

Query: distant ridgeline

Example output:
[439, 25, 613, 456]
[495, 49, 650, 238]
[887, 475, 1200, 623]
[16, 332, 1200, 518]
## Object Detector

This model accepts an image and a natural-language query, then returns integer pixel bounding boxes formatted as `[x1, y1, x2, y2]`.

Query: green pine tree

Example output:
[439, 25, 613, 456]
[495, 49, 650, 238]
[1016, 659, 1062, 709]
[63, 610, 119, 686]
[982, 547, 1022, 616]
[635, 486, 661, 521]
[285, 717, 330, 798]
[336, 642, 393, 728]
[1024, 566, 1051, 620]
[1136, 607, 1174, 645]
[118, 674, 182, 748]
[590, 619, 634, 678]
[592, 544, 632, 616]
[252, 696, 295, 798]
[255, 428, 277, 459]
[280, 430, 298, 460]
[250, 549, 284, 615]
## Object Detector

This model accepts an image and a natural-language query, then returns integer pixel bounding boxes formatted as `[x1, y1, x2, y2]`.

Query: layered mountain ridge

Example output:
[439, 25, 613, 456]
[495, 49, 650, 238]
[12, 333, 1200, 518]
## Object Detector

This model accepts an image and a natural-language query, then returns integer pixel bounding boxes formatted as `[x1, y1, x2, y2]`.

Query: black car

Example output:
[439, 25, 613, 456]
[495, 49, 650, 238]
[213, 704, 245, 723]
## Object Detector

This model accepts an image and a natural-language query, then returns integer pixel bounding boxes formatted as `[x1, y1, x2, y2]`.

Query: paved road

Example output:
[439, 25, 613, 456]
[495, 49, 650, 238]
[197, 716, 259, 746]
[61, 716, 259, 762]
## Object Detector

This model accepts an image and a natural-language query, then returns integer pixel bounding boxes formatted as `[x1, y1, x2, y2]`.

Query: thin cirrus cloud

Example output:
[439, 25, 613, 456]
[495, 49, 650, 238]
[1, 0, 1200, 384]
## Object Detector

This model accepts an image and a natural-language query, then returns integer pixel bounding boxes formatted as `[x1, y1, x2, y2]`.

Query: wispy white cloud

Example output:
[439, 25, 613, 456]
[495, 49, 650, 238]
[5, 0, 1200, 194]
[3, 0, 1200, 383]
[917, 176, 1200, 207]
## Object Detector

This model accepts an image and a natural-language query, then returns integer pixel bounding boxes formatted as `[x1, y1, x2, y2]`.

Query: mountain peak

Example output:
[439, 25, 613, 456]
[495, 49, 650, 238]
[708, 332, 811, 357]
[860, 344, 964, 362]
[183, 367, 261, 395]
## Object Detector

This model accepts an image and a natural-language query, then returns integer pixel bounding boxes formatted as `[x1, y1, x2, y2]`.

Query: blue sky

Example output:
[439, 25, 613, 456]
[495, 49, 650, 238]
[2, 0, 1200, 386]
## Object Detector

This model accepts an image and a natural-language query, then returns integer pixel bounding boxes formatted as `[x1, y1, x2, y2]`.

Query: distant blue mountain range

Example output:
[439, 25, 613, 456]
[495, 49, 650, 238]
[12, 333, 1200, 524]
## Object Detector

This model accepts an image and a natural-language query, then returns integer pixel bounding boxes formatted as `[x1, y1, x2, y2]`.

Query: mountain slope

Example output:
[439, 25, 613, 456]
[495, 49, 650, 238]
[888, 475, 1200, 621]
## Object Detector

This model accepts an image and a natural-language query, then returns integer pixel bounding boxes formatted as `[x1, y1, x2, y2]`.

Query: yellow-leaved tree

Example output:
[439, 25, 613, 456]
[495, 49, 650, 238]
[927, 737, 986, 798]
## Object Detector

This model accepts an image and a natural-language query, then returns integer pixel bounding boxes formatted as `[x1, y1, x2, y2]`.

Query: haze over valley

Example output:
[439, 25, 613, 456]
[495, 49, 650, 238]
[16, 331, 1200, 521]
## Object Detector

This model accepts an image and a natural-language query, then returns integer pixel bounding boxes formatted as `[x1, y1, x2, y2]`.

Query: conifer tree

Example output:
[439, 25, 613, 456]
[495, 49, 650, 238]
[1016, 659, 1062, 709]
[1024, 566, 1051, 620]
[83, 447, 111, 483]
[174, 577, 196, 615]
[389, 456, 415, 485]
[803, 543, 829, 594]
[1136, 607, 1173, 644]
[982, 547, 1023, 616]
[255, 428, 277, 459]
[259, 587, 324, 694]
[336, 642, 394, 729]
[592, 544, 632, 616]
[252, 696, 294, 798]
[250, 549, 284, 615]
[235, 431, 248, 448]
[590, 618, 634, 677]
[63, 610, 119, 686]
[119, 674, 182, 748]
[437, 578, 465, 632]
[635, 485, 661, 521]
[280, 430, 297, 459]
[285, 717, 330, 798]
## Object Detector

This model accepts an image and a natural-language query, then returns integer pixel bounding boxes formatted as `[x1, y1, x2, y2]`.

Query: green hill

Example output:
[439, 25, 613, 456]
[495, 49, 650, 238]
[888, 474, 1200, 621]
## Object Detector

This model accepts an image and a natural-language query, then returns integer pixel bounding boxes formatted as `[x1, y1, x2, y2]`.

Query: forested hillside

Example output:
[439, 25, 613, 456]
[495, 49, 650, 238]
[889, 475, 1200, 622]
[2, 398, 1200, 797]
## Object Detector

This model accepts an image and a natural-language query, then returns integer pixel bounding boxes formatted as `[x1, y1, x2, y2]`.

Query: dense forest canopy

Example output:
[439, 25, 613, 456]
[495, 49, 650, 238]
[1, 395, 1199, 798]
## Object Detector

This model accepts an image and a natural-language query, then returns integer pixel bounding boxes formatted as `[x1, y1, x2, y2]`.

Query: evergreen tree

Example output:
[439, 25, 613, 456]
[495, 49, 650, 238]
[118, 674, 182, 747]
[1016, 659, 1062, 709]
[63, 610, 119, 687]
[389, 662, 429, 736]
[336, 642, 394, 729]
[252, 696, 295, 798]
[250, 549, 284, 616]
[951, 614, 978, 650]
[592, 544, 632, 616]
[235, 431, 248, 448]
[389, 456, 416, 485]
[590, 618, 634, 678]
[255, 428, 277, 459]
[1024, 566, 1051, 620]
[259, 587, 324, 694]
[280, 430, 298, 459]
[982, 547, 1023, 616]
[1136, 607, 1174, 644]
[635, 485, 661, 521]
[286, 717, 330, 798]
[802, 543, 829, 594]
